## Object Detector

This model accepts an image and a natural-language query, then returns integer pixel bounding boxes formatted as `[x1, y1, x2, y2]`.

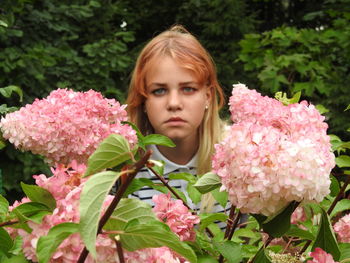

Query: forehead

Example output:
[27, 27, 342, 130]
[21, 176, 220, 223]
[145, 56, 200, 85]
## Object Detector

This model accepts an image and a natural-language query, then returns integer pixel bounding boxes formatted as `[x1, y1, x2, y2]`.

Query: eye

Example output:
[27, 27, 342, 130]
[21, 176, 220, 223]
[151, 88, 167, 96]
[182, 86, 196, 93]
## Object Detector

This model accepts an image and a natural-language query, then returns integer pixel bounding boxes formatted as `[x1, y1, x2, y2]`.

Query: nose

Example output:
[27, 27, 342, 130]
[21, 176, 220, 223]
[167, 90, 182, 111]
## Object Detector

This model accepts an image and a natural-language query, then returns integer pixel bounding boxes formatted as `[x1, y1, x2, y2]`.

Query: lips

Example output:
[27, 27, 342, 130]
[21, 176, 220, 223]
[166, 117, 185, 123]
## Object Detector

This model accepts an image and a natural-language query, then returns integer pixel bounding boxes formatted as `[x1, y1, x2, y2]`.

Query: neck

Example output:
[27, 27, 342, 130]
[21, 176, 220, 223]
[157, 137, 199, 165]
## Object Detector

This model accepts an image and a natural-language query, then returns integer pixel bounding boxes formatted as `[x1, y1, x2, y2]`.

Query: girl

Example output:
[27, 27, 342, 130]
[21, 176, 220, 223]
[126, 25, 227, 213]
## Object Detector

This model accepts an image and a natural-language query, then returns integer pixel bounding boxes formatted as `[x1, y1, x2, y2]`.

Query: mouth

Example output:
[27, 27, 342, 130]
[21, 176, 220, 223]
[165, 117, 185, 123]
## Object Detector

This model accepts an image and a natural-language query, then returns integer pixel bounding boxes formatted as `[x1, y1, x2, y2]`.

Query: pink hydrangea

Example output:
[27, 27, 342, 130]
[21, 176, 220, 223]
[9, 162, 120, 262]
[0, 89, 137, 164]
[213, 84, 335, 216]
[152, 193, 200, 242]
[307, 248, 338, 263]
[333, 213, 350, 243]
[125, 247, 185, 263]
[291, 207, 307, 225]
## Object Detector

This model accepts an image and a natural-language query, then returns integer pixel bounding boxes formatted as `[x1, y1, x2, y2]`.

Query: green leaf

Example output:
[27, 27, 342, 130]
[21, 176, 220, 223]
[84, 134, 133, 177]
[79, 170, 121, 258]
[169, 172, 197, 184]
[1, 253, 28, 263]
[316, 104, 330, 114]
[0, 194, 9, 216]
[345, 104, 350, 111]
[121, 121, 145, 149]
[285, 224, 315, 240]
[8, 236, 23, 255]
[11, 202, 51, 226]
[336, 155, 350, 168]
[252, 247, 271, 263]
[312, 207, 340, 261]
[197, 254, 219, 263]
[211, 188, 228, 208]
[20, 183, 56, 211]
[339, 243, 350, 261]
[0, 20, 8, 27]
[194, 172, 221, 194]
[0, 139, 5, 150]
[0, 228, 13, 255]
[36, 223, 79, 263]
[213, 240, 242, 263]
[143, 134, 175, 147]
[261, 201, 299, 238]
[104, 198, 156, 231]
[330, 199, 350, 218]
[187, 183, 202, 204]
[330, 174, 340, 197]
[123, 178, 154, 197]
[120, 220, 197, 263]
[199, 213, 228, 231]
[0, 86, 23, 102]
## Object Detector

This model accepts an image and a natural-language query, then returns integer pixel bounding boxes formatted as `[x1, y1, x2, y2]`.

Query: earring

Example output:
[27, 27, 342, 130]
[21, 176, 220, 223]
[205, 105, 209, 110]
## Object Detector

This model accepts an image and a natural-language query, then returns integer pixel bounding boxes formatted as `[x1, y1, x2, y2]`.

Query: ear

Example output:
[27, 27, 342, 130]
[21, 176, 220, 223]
[205, 86, 212, 106]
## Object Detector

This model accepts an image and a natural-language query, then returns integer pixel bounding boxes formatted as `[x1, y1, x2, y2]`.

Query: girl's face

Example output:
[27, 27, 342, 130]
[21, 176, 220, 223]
[145, 56, 211, 145]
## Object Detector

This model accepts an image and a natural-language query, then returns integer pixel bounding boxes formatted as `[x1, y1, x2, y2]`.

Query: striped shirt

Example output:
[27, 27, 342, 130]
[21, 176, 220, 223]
[131, 145, 230, 229]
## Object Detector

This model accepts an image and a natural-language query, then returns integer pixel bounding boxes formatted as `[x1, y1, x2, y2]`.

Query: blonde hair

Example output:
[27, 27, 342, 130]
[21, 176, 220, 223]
[126, 25, 225, 212]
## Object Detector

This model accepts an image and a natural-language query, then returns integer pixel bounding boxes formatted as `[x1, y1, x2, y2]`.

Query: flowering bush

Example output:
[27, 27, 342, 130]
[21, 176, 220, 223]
[0, 89, 137, 164]
[1, 86, 349, 263]
[8, 162, 121, 263]
[212, 84, 335, 216]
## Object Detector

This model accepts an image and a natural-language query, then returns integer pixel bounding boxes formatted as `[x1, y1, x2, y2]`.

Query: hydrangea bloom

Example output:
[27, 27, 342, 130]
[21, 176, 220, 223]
[0, 89, 137, 164]
[9, 162, 120, 262]
[125, 247, 184, 263]
[8, 164, 187, 263]
[307, 248, 338, 263]
[153, 193, 200, 241]
[291, 207, 307, 225]
[333, 213, 350, 243]
[213, 84, 335, 216]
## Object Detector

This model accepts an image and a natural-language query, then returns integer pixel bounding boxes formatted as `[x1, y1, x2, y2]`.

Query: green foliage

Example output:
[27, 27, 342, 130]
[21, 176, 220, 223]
[213, 240, 242, 263]
[36, 223, 79, 263]
[312, 207, 340, 261]
[104, 198, 156, 231]
[79, 170, 121, 257]
[238, 2, 350, 137]
[84, 134, 134, 177]
[194, 172, 221, 194]
[260, 201, 299, 238]
[20, 182, 56, 211]
[120, 220, 197, 263]
[0, 0, 134, 101]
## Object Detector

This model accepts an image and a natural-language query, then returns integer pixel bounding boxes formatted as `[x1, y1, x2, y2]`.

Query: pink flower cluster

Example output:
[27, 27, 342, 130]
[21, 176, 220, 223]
[213, 84, 335, 216]
[333, 213, 350, 243]
[307, 248, 338, 263]
[152, 193, 200, 242]
[125, 247, 183, 263]
[0, 89, 137, 164]
[8, 164, 187, 263]
[10, 162, 120, 263]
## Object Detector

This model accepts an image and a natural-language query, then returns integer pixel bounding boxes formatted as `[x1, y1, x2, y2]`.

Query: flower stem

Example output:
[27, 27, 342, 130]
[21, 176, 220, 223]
[224, 205, 236, 239]
[219, 209, 241, 263]
[0, 220, 19, 227]
[115, 236, 125, 263]
[77, 150, 153, 263]
[147, 165, 190, 209]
